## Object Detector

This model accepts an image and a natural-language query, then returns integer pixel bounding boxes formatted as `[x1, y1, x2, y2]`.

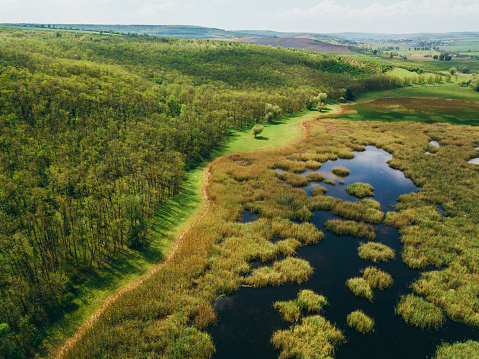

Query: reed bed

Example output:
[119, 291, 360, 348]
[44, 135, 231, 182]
[325, 220, 376, 240]
[324, 179, 336, 186]
[271, 315, 345, 359]
[332, 167, 350, 177]
[276, 172, 309, 187]
[347, 310, 375, 334]
[395, 294, 445, 330]
[346, 277, 374, 301]
[273, 300, 302, 322]
[331, 200, 384, 224]
[433, 340, 479, 359]
[273, 290, 328, 322]
[346, 182, 375, 198]
[306, 173, 326, 182]
[362, 266, 394, 290]
[311, 187, 328, 196]
[358, 242, 395, 263]
[244, 257, 313, 287]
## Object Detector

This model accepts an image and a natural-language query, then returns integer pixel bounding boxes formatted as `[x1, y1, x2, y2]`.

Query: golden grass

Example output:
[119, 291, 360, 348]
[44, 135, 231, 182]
[306, 173, 326, 182]
[311, 187, 328, 196]
[395, 294, 445, 330]
[305, 160, 322, 170]
[332, 167, 350, 177]
[273, 290, 328, 323]
[271, 315, 345, 359]
[347, 310, 375, 334]
[276, 172, 309, 187]
[346, 182, 375, 198]
[324, 179, 336, 186]
[358, 242, 395, 263]
[346, 277, 374, 301]
[244, 257, 313, 287]
[273, 300, 302, 322]
[362, 266, 394, 290]
[325, 220, 376, 240]
[331, 199, 384, 224]
[433, 340, 479, 359]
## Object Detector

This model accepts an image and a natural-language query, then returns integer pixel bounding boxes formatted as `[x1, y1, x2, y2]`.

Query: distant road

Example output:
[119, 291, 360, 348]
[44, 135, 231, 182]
[236, 37, 351, 54]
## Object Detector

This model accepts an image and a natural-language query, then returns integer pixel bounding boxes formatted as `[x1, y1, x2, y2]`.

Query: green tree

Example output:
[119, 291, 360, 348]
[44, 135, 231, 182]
[252, 124, 264, 138]
[316, 93, 328, 112]
[264, 103, 281, 122]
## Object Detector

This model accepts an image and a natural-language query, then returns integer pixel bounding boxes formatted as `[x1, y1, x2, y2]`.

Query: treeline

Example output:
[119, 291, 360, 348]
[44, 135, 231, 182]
[0, 28, 401, 357]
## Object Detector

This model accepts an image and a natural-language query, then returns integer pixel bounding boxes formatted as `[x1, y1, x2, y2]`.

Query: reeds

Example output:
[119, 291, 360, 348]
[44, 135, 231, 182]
[325, 220, 376, 240]
[273, 290, 328, 322]
[331, 200, 384, 224]
[305, 160, 322, 170]
[395, 294, 445, 330]
[244, 257, 313, 287]
[358, 242, 395, 263]
[276, 172, 309, 187]
[433, 340, 479, 359]
[324, 179, 336, 186]
[332, 167, 350, 177]
[347, 310, 375, 334]
[271, 315, 345, 359]
[346, 277, 374, 301]
[311, 187, 328, 196]
[362, 266, 394, 290]
[346, 182, 375, 198]
[306, 173, 325, 182]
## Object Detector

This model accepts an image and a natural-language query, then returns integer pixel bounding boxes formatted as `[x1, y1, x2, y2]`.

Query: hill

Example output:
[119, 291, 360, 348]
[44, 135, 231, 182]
[237, 37, 351, 54]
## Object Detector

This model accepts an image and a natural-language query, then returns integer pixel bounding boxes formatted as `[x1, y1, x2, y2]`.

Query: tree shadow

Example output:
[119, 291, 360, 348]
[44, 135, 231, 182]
[255, 136, 269, 141]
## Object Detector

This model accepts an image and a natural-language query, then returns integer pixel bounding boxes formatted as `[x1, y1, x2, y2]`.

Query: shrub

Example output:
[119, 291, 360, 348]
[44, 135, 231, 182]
[347, 310, 375, 334]
[395, 294, 445, 330]
[332, 167, 350, 177]
[346, 182, 375, 198]
[362, 266, 394, 290]
[325, 220, 376, 240]
[346, 277, 373, 301]
[358, 242, 395, 263]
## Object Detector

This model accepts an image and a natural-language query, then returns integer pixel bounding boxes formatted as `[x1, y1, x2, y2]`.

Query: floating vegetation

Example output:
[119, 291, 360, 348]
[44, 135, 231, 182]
[358, 242, 395, 263]
[244, 257, 313, 287]
[395, 294, 445, 330]
[346, 182, 375, 198]
[271, 315, 345, 359]
[306, 173, 325, 182]
[433, 340, 479, 359]
[305, 160, 322, 170]
[273, 290, 328, 322]
[331, 199, 384, 224]
[332, 167, 350, 177]
[362, 266, 394, 290]
[311, 187, 328, 196]
[277, 172, 309, 187]
[339, 180, 345, 185]
[346, 277, 374, 301]
[273, 300, 302, 322]
[324, 179, 336, 186]
[325, 220, 376, 240]
[347, 310, 375, 334]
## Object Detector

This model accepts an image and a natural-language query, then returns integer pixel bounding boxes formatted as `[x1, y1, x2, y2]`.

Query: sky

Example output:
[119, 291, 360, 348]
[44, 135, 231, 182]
[1, 0, 479, 34]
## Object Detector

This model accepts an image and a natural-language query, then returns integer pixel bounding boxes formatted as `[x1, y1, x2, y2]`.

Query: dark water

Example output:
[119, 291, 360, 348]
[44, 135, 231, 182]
[209, 147, 479, 359]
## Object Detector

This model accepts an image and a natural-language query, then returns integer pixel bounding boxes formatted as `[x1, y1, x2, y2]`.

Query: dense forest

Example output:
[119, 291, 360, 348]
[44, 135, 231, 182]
[0, 28, 402, 357]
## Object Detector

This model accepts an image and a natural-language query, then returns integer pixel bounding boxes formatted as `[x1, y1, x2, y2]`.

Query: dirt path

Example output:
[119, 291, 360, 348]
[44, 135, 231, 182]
[54, 108, 345, 359]
[55, 165, 213, 359]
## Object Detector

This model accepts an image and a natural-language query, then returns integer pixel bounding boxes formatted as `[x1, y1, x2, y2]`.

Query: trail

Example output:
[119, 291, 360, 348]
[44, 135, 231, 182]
[54, 108, 343, 359]
[55, 165, 213, 359]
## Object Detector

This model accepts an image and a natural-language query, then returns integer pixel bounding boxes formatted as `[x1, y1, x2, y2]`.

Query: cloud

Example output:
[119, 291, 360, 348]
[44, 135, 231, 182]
[135, 1, 194, 17]
[276, 0, 479, 21]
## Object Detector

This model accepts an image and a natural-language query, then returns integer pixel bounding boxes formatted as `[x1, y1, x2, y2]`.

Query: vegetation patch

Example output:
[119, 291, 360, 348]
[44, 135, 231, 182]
[305, 160, 322, 170]
[332, 167, 351, 177]
[346, 277, 374, 301]
[346, 182, 375, 198]
[331, 199, 384, 224]
[324, 179, 336, 186]
[362, 267, 394, 290]
[433, 340, 479, 359]
[277, 172, 309, 187]
[245, 258, 313, 287]
[273, 300, 302, 322]
[311, 187, 328, 196]
[358, 242, 395, 263]
[306, 173, 326, 182]
[325, 220, 376, 240]
[271, 315, 345, 359]
[395, 294, 445, 330]
[347, 310, 375, 334]
[273, 290, 328, 322]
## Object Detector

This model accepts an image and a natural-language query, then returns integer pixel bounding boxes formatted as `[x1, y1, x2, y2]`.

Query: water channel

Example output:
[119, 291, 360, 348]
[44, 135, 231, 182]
[209, 146, 479, 359]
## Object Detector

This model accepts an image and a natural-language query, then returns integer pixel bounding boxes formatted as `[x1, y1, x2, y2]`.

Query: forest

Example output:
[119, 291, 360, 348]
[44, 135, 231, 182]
[0, 28, 403, 357]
